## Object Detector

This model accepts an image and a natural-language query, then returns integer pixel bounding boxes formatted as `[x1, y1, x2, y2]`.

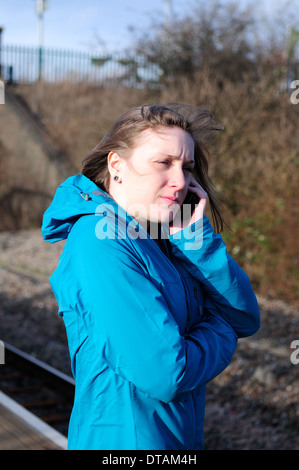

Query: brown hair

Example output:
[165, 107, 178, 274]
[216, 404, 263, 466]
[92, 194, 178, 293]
[81, 103, 224, 232]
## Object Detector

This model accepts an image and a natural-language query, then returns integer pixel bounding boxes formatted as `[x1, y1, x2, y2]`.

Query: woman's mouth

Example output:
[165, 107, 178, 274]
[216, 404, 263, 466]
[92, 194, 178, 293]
[160, 196, 180, 205]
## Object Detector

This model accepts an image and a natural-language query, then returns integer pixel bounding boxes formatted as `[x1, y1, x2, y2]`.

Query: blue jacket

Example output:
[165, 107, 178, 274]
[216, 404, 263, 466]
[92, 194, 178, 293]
[41, 174, 260, 450]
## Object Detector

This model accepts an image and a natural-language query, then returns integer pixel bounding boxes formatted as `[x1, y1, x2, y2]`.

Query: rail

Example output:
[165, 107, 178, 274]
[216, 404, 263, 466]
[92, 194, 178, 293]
[0, 342, 74, 437]
[0, 44, 161, 87]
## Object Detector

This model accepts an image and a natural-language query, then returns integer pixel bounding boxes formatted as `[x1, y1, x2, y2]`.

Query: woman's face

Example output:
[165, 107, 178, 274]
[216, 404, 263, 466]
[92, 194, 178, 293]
[109, 126, 195, 225]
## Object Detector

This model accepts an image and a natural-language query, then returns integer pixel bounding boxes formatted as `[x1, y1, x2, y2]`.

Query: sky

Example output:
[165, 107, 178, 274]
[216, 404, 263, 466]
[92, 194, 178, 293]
[0, 0, 192, 53]
[0, 0, 297, 54]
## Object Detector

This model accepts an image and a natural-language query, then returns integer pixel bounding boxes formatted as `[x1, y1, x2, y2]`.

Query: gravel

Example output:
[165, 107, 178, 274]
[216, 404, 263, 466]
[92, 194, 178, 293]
[0, 227, 298, 450]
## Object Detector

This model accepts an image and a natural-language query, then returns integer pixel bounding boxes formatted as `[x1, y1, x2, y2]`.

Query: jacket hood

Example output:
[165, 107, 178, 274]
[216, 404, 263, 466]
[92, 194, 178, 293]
[41, 174, 114, 243]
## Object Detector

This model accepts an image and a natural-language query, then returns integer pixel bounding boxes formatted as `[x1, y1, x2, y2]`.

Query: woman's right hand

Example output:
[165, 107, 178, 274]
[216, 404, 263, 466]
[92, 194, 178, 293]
[170, 178, 207, 235]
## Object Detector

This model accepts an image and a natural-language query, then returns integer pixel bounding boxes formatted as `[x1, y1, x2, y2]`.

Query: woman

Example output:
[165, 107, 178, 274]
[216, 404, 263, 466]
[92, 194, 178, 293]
[41, 103, 260, 450]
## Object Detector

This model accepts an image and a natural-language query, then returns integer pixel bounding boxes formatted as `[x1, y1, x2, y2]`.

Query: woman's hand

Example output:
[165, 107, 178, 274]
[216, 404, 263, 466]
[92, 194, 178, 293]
[169, 178, 207, 235]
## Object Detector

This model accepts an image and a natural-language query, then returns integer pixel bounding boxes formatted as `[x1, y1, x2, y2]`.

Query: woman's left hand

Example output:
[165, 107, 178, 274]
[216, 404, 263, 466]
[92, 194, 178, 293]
[170, 178, 207, 235]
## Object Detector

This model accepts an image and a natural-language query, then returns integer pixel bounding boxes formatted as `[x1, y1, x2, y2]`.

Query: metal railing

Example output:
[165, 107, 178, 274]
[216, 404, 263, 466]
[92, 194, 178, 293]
[0, 44, 162, 87]
[1, 44, 297, 90]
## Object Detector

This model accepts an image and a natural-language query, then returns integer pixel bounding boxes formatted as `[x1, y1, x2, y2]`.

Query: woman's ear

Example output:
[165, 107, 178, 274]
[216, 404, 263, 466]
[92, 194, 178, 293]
[108, 151, 122, 180]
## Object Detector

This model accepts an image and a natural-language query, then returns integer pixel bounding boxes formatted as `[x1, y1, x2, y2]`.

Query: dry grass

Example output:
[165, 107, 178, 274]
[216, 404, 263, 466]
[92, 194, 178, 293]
[16, 82, 153, 168]
[2, 74, 299, 305]
[159, 71, 299, 304]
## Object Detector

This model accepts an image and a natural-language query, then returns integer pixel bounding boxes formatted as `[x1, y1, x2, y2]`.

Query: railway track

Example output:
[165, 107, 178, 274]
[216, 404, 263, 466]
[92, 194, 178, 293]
[0, 342, 74, 437]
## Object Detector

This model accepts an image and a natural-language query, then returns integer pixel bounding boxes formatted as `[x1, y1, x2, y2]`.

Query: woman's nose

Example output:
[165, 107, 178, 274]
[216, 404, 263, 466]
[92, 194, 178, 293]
[168, 167, 186, 191]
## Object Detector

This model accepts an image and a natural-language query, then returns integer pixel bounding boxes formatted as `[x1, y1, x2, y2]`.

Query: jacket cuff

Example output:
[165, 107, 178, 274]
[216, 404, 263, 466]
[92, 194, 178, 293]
[169, 215, 211, 251]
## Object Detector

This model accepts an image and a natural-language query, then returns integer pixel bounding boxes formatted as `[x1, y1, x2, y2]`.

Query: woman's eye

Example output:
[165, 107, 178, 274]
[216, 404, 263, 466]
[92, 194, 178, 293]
[157, 161, 193, 173]
[183, 167, 193, 173]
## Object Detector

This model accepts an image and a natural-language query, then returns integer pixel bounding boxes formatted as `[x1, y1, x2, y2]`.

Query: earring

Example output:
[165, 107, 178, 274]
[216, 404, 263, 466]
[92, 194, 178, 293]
[113, 175, 119, 181]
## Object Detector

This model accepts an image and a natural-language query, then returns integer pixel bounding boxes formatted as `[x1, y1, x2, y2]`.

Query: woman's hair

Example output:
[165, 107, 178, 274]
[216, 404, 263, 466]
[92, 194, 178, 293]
[82, 103, 224, 232]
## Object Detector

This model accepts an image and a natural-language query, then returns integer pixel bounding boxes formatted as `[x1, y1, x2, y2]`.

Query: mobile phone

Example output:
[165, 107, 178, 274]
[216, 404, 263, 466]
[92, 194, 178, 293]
[182, 191, 199, 222]
[184, 191, 199, 212]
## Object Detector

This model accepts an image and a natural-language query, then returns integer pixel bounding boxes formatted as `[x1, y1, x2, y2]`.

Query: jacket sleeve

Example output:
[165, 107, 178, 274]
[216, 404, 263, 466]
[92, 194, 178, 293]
[61, 226, 238, 404]
[169, 216, 260, 338]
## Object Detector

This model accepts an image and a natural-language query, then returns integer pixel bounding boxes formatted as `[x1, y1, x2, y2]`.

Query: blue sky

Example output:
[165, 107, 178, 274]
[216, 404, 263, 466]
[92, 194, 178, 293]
[0, 0, 297, 53]
[0, 0, 191, 52]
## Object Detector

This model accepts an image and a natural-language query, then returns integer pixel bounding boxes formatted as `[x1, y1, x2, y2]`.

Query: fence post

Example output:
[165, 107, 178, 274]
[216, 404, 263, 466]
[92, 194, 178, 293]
[38, 46, 43, 81]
